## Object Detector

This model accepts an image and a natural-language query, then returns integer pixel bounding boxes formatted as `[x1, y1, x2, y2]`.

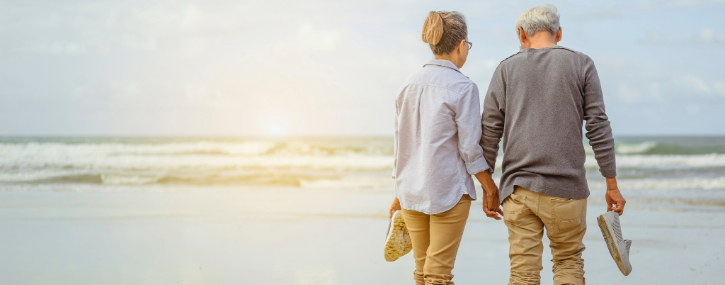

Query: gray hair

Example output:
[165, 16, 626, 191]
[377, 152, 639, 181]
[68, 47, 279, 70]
[515, 4, 560, 37]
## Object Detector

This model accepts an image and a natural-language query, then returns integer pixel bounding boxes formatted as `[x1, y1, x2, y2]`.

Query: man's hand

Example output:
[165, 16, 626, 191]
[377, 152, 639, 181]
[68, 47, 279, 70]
[389, 197, 401, 218]
[605, 177, 626, 215]
[475, 171, 503, 220]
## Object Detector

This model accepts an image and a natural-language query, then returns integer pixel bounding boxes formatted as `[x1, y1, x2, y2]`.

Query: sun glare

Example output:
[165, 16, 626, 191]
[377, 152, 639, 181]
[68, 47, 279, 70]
[265, 115, 290, 137]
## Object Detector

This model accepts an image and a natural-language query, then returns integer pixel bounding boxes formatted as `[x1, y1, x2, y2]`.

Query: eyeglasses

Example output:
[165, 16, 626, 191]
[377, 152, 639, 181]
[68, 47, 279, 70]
[466, 40, 473, 50]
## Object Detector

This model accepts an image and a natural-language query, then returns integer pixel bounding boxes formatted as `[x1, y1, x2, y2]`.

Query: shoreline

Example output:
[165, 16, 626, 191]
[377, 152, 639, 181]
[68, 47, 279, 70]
[0, 188, 723, 284]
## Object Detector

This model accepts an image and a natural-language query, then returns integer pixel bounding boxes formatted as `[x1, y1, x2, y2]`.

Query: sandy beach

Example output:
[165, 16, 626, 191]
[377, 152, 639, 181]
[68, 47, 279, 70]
[0, 186, 723, 284]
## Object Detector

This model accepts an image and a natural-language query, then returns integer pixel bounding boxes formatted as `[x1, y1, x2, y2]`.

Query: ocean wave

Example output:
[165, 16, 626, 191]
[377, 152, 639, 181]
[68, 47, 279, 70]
[588, 177, 725, 190]
[0, 139, 393, 157]
[586, 154, 725, 169]
[0, 171, 312, 187]
[299, 176, 393, 189]
[2, 152, 724, 174]
[0, 141, 278, 157]
[2, 138, 725, 190]
[584, 141, 660, 155]
[588, 141, 725, 155]
[101, 174, 161, 185]
[615, 142, 658, 154]
[0, 154, 394, 172]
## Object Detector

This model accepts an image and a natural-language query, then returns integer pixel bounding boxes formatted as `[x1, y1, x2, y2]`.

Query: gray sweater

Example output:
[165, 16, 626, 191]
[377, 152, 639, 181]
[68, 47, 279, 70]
[480, 46, 616, 203]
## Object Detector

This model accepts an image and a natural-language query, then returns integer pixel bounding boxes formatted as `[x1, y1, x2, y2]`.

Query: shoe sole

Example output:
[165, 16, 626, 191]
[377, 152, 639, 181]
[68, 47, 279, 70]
[384, 210, 407, 262]
[597, 212, 632, 276]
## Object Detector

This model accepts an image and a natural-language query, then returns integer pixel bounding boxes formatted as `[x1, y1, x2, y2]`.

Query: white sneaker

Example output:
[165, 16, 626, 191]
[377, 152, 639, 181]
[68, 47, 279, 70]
[597, 211, 633, 276]
[384, 210, 413, 262]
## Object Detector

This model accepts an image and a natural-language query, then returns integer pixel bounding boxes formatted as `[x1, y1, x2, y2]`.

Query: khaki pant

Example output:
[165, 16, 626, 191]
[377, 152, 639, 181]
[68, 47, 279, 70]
[402, 195, 471, 285]
[503, 186, 587, 285]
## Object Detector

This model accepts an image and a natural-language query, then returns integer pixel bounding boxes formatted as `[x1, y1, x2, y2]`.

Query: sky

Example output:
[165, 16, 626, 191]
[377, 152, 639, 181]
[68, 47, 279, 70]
[0, 0, 724, 136]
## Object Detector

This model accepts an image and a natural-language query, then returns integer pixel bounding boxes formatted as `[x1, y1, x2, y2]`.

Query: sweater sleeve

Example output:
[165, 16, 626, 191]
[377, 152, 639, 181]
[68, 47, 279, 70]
[582, 55, 617, 178]
[480, 65, 506, 174]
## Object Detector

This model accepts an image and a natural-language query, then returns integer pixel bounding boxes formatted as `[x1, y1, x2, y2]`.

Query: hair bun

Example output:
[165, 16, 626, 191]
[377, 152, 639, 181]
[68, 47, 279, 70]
[422, 11, 444, 45]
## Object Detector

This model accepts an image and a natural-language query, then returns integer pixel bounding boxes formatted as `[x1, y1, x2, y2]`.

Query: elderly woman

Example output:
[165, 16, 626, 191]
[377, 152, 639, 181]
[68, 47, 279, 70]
[387, 11, 502, 285]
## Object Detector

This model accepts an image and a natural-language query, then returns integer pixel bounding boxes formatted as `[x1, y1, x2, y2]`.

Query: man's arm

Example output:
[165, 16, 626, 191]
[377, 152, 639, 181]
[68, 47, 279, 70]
[581, 55, 626, 215]
[480, 66, 506, 174]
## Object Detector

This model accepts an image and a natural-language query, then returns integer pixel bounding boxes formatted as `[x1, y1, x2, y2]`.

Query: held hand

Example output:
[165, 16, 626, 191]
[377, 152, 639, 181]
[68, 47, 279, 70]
[483, 189, 503, 220]
[605, 177, 626, 215]
[389, 197, 401, 218]
[474, 171, 503, 220]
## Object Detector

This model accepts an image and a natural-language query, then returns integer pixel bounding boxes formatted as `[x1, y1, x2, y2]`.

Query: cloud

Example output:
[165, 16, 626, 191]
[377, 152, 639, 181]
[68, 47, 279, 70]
[666, 0, 725, 6]
[1, 0, 724, 136]
[273, 23, 340, 58]
[712, 80, 725, 96]
[679, 75, 712, 94]
[648, 83, 666, 102]
[643, 31, 669, 45]
[677, 75, 725, 97]
[631, 0, 725, 9]
[642, 27, 725, 46]
[686, 103, 701, 115]
[597, 56, 630, 70]
[51, 42, 87, 54]
[700, 27, 725, 44]
[569, 4, 624, 22]
[617, 84, 643, 103]
[641, 107, 664, 122]
[614, 82, 666, 104]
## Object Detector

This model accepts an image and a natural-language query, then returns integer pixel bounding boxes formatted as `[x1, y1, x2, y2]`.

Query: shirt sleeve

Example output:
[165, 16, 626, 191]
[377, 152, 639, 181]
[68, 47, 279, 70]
[480, 65, 505, 174]
[455, 82, 490, 175]
[392, 96, 398, 179]
[582, 55, 617, 178]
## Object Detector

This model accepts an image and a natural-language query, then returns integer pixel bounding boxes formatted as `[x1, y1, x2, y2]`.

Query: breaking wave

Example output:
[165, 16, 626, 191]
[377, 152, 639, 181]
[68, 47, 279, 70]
[1, 136, 724, 189]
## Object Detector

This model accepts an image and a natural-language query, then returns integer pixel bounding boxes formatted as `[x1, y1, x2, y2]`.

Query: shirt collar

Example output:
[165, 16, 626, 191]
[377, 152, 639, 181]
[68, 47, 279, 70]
[423, 59, 463, 74]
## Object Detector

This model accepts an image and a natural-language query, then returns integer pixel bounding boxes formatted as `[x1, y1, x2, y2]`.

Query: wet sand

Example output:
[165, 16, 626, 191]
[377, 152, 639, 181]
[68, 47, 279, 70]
[0, 187, 723, 284]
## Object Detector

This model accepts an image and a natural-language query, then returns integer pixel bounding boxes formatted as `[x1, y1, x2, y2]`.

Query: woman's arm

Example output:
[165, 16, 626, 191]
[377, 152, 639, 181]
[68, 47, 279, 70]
[454, 83, 490, 176]
[455, 83, 501, 219]
[389, 197, 401, 218]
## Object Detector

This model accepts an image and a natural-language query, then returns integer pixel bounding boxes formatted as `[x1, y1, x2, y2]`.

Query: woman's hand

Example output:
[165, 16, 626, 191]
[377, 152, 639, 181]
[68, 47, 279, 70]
[475, 171, 503, 220]
[482, 189, 503, 220]
[389, 197, 401, 218]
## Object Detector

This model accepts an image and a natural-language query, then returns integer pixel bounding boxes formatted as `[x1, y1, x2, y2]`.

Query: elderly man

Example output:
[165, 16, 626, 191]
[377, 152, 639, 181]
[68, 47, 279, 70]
[479, 4, 627, 285]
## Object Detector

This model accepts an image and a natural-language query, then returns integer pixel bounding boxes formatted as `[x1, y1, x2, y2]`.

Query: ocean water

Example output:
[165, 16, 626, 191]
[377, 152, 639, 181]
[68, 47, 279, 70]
[0, 136, 723, 201]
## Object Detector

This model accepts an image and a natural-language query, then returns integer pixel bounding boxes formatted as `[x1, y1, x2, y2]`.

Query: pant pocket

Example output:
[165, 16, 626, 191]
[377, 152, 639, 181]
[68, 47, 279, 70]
[503, 193, 527, 228]
[551, 198, 586, 233]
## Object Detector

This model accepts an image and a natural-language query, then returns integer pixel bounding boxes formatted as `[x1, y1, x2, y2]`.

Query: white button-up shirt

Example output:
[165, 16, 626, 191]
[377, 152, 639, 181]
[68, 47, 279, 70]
[393, 59, 490, 215]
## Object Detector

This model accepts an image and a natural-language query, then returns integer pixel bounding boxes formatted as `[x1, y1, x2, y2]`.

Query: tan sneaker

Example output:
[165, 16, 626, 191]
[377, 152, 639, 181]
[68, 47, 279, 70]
[384, 210, 412, 262]
[597, 211, 633, 276]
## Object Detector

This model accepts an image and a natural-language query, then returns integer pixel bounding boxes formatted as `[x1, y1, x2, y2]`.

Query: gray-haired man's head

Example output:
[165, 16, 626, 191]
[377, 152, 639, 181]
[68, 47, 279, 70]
[515, 4, 560, 38]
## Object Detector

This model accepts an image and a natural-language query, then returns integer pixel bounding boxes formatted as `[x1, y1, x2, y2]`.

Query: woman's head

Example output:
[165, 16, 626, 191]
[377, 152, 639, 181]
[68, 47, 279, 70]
[422, 11, 469, 67]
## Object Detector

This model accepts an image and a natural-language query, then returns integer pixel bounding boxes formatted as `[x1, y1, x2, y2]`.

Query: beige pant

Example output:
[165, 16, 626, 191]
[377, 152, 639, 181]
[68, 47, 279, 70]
[503, 186, 587, 285]
[402, 195, 471, 285]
